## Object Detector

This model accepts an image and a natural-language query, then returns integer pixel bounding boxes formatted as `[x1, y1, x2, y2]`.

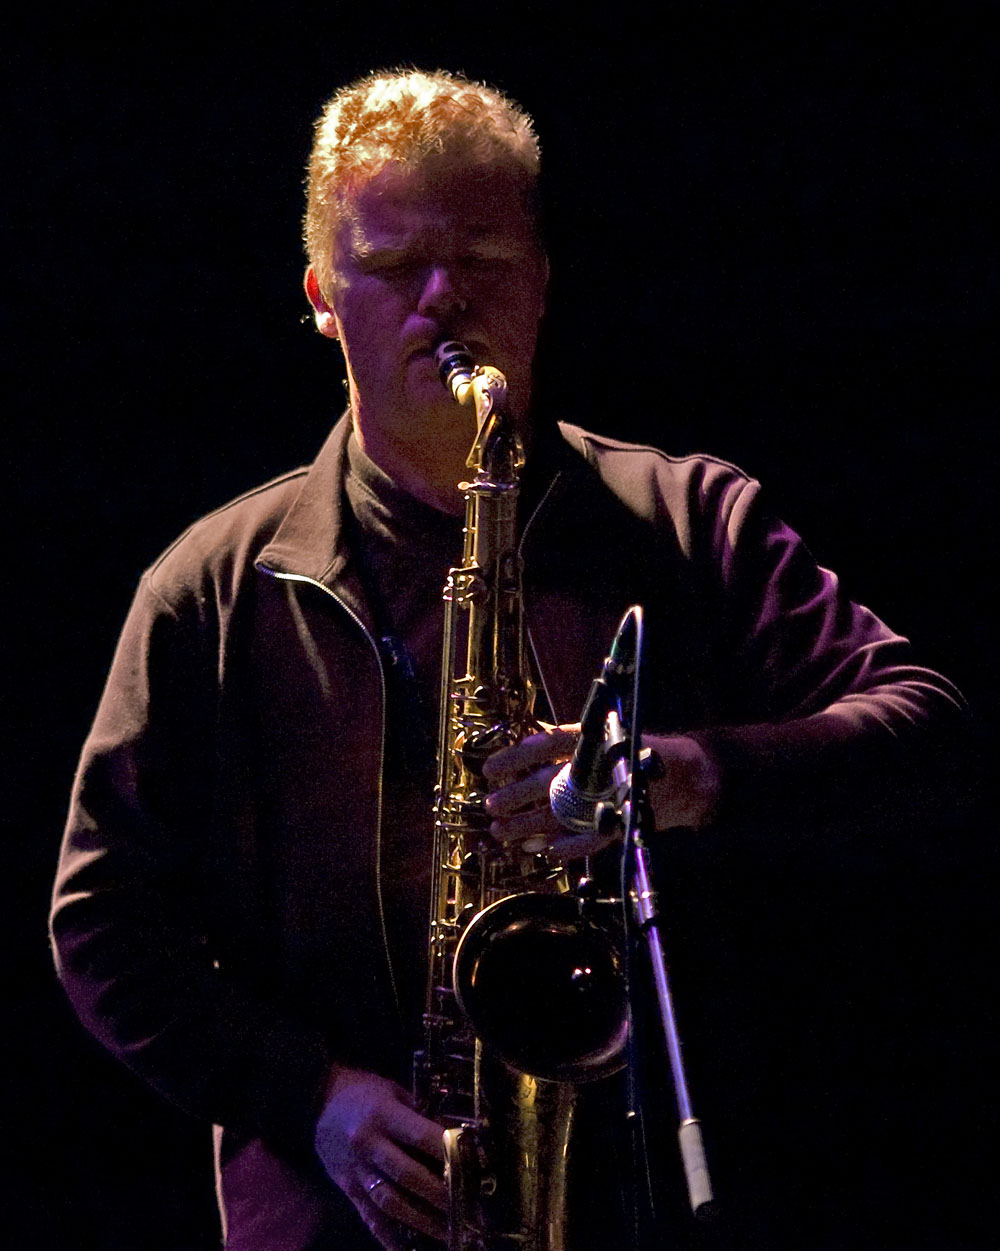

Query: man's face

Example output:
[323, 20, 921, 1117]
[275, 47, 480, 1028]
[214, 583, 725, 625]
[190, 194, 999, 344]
[312, 156, 548, 510]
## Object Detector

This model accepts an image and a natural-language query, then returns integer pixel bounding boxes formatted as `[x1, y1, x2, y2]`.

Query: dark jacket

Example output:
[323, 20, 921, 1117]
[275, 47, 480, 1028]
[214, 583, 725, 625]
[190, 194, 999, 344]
[50, 415, 964, 1248]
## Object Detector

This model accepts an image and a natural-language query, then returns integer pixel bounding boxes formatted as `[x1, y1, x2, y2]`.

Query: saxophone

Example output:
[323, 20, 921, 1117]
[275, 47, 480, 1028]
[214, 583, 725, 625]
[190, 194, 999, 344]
[413, 341, 629, 1251]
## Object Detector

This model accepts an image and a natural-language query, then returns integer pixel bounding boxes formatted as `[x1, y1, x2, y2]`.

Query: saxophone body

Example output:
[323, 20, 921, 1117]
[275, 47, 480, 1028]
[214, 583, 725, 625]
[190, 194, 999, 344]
[414, 343, 628, 1251]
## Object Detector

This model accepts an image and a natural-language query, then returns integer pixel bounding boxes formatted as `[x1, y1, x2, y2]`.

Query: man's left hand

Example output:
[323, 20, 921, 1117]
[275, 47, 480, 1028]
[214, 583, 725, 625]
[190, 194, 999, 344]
[482, 724, 721, 858]
[482, 724, 610, 860]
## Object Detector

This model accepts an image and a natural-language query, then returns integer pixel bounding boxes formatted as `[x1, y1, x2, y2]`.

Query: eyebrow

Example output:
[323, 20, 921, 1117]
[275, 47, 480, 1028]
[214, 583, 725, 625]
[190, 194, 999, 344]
[352, 218, 535, 255]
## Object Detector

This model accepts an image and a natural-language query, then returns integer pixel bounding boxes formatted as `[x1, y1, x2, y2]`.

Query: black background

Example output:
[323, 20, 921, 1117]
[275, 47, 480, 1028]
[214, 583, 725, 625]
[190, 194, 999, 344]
[5, 3, 996, 1247]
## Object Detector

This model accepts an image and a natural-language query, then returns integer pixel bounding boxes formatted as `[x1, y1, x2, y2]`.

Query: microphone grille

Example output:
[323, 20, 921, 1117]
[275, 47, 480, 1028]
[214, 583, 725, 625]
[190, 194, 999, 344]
[549, 765, 601, 835]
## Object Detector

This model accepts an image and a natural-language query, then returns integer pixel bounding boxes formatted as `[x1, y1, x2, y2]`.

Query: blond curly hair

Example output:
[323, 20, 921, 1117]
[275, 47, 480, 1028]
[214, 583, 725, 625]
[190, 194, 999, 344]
[304, 68, 541, 299]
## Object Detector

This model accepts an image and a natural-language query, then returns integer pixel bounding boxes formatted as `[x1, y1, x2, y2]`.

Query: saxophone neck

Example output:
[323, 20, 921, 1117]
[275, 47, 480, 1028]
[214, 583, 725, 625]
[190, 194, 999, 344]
[433, 339, 525, 480]
[467, 408, 525, 484]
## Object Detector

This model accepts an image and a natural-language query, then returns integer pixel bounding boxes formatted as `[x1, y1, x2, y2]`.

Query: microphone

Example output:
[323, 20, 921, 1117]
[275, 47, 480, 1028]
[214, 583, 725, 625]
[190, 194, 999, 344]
[549, 608, 640, 835]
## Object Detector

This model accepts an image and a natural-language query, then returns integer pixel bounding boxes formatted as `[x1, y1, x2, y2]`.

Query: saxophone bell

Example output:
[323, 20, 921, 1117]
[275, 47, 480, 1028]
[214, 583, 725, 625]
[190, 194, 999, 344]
[453, 892, 628, 1082]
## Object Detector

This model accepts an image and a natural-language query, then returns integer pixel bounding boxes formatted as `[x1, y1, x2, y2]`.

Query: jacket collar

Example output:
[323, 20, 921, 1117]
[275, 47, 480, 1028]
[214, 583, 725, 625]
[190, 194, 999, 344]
[255, 410, 580, 627]
[254, 413, 375, 626]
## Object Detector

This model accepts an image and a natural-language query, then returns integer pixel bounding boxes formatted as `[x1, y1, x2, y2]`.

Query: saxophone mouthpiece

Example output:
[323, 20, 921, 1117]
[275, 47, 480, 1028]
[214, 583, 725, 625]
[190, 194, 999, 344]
[434, 340, 475, 405]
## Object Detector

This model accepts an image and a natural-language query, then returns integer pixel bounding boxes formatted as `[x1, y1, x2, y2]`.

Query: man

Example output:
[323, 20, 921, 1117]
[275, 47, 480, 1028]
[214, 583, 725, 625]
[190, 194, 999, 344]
[51, 69, 964, 1250]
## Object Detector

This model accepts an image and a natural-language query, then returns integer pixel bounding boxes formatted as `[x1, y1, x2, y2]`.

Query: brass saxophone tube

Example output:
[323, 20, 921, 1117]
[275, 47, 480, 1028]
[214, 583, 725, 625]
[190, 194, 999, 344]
[417, 340, 628, 1251]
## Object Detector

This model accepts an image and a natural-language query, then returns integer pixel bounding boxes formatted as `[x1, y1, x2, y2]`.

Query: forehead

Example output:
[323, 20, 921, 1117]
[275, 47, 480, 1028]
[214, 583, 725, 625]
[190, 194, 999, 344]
[338, 158, 540, 256]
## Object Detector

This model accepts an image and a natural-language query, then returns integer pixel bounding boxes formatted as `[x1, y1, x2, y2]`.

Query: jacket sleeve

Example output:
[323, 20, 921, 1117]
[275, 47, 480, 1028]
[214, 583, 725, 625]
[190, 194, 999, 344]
[686, 472, 969, 842]
[50, 572, 332, 1153]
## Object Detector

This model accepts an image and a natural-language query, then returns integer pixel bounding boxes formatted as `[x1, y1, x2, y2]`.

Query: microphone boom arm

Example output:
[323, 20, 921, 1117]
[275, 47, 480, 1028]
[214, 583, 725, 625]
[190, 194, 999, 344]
[551, 606, 716, 1222]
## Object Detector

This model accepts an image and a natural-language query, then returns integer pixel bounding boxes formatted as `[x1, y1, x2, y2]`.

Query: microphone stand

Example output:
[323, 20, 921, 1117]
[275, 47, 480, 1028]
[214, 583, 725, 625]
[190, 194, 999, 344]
[591, 608, 715, 1224]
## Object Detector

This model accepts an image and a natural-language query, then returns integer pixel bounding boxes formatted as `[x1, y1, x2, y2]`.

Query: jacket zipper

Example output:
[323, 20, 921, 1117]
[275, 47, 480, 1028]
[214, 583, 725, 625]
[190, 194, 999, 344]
[257, 465, 565, 1025]
[257, 566, 402, 1023]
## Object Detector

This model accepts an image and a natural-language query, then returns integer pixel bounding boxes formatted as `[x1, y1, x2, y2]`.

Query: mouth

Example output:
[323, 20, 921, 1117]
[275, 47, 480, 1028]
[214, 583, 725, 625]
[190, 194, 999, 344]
[407, 339, 491, 377]
[406, 349, 443, 376]
[439, 338, 489, 366]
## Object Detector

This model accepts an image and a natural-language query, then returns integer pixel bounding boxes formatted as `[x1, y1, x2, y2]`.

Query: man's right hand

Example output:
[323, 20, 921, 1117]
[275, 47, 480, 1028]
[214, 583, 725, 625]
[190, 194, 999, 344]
[314, 1064, 448, 1249]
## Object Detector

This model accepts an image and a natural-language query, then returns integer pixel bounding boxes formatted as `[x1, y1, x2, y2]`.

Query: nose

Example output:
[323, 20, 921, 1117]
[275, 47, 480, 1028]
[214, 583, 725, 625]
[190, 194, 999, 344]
[416, 263, 467, 319]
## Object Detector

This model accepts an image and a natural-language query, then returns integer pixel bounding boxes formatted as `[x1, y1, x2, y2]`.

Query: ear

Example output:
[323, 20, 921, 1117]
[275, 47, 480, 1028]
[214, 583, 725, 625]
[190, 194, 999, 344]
[304, 266, 340, 339]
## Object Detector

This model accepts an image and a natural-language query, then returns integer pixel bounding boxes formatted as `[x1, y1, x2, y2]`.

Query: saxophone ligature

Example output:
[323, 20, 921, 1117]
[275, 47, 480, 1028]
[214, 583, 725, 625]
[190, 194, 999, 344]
[413, 341, 629, 1251]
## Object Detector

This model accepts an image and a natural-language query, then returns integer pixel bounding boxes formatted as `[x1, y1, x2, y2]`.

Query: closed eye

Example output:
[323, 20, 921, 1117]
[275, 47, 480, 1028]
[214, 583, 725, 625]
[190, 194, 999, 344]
[360, 252, 420, 277]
